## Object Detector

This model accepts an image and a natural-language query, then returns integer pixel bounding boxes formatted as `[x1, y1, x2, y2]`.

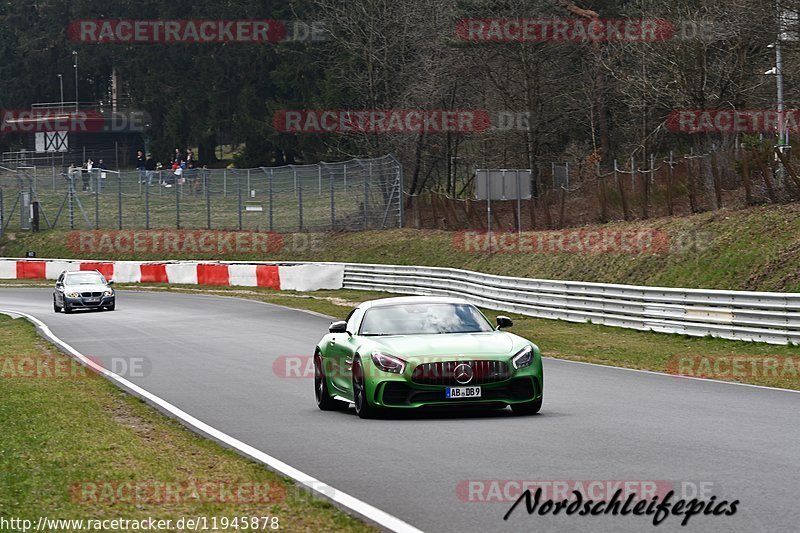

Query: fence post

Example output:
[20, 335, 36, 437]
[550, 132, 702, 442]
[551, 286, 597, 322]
[268, 168, 273, 231]
[329, 163, 335, 230]
[667, 151, 674, 216]
[237, 171, 243, 231]
[117, 171, 123, 229]
[0, 188, 4, 238]
[145, 172, 150, 230]
[515, 169, 521, 234]
[363, 164, 369, 230]
[397, 158, 404, 228]
[486, 169, 492, 252]
[205, 170, 211, 230]
[94, 174, 100, 229]
[176, 171, 181, 229]
[298, 172, 304, 231]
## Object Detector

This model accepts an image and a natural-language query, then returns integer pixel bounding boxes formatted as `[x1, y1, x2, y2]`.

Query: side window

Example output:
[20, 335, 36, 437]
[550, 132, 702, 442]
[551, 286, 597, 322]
[57, 273, 64, 283]
[346, 307, 364, 334]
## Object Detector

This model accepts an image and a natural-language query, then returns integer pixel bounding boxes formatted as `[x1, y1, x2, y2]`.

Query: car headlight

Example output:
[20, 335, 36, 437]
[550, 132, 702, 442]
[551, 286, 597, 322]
[103, 290, 114, 296]
[371, 352, 406, 374]
[66, 292, 80, 298]
[512, 345, 534, 369]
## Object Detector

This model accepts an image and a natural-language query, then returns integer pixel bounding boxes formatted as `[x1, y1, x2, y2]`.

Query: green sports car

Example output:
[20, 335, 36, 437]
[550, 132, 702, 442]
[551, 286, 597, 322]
[314, 296, 543, 418]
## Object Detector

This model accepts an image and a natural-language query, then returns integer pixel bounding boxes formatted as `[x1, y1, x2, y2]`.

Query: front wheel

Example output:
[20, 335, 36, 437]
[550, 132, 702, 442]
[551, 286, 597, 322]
[63, 304, 73, 314]
[53, 297, 61, 313]
[352, 357, 379, 419]
[314, 353, 348, 411]
[105, 302, 115, 311]
[511, 396, 542, 415]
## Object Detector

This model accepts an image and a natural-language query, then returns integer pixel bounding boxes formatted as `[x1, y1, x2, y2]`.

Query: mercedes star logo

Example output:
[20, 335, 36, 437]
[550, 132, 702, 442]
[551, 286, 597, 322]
[453, 363, 474, 385]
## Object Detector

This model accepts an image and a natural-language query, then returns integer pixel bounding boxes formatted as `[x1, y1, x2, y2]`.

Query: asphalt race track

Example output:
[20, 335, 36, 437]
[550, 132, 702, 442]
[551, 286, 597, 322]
[1, 288, 798, 533]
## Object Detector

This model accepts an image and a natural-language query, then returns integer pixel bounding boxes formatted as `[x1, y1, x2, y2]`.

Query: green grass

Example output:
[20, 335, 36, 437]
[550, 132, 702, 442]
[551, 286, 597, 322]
[4, 202, 800, 291]
[0, 314, 374, 533]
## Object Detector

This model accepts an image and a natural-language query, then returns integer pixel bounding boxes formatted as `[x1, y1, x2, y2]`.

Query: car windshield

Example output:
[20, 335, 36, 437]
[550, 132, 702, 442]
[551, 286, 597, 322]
[65, 273, 106, 285]
[359, 303, 493, 336]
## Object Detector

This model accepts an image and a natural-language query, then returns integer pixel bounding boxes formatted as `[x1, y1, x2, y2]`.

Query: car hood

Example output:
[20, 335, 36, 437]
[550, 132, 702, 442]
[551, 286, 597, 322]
[62, 284, 109, 292]
[364, 331, 518, 358]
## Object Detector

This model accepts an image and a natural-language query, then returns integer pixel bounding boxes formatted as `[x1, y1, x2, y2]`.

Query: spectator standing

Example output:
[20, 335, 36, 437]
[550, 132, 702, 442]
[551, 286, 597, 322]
[81, 159, 92, 191]
[144, 154, 156, 185]
[97, 159, 108, 192]
[136, 150, 145, 183]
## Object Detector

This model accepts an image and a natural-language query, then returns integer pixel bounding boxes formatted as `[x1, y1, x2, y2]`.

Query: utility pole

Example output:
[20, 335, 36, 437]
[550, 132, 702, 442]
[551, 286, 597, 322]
[57, 74, 64, 112]
[72, 51, 78, 111]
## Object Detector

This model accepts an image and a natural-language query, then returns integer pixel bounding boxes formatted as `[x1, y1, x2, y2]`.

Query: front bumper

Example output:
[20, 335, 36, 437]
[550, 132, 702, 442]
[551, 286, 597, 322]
[64, 295, 115, 309]
[374, 375, 541, 409]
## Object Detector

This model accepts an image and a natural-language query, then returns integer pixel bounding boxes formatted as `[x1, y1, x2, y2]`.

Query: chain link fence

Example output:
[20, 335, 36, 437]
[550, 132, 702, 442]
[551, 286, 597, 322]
[0, 155, 403, 235]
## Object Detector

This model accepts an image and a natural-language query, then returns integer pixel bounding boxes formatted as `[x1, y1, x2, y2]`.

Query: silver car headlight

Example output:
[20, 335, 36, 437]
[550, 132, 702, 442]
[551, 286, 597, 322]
[512, 346, 534, 369]
[66, 291, 80, 298]
[103, 290, 114, 297]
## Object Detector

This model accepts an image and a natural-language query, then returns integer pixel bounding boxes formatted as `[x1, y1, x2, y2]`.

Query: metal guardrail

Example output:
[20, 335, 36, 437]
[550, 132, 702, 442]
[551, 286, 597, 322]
[341, 263, 800, 345]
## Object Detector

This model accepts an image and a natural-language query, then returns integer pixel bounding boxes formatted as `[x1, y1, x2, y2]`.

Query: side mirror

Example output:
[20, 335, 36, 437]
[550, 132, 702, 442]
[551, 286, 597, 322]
[107, 280, 115, 285]
[55, 282, 63, 288]
[329, 321, 348, 334]
[496, 315, 513, 329]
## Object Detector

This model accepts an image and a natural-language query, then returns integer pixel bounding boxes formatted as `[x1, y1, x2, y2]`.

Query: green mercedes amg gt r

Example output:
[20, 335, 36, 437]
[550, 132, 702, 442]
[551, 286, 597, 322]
[314, 296, 543, 418]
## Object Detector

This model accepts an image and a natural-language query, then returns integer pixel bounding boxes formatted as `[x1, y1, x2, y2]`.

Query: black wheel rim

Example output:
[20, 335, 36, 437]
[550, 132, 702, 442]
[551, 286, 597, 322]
[353, 361, 365, 412]
[314, 355, 323, 403]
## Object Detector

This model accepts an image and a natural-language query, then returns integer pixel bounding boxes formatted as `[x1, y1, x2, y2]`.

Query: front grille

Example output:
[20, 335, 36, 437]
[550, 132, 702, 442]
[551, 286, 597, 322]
[381, 378, 536, 406]
[411, 360, 510, 386]
[80, 292, 102, 297]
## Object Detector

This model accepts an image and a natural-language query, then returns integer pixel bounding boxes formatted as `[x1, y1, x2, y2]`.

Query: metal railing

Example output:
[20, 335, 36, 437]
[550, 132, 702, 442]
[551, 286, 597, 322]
[341, 263, 800, 345]
[0, 155, 403, 233]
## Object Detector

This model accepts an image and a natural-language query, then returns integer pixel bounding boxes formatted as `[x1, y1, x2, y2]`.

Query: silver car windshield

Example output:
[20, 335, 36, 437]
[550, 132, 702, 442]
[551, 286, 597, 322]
[65, 273, 106, 285]
[359, 303, 494, 336]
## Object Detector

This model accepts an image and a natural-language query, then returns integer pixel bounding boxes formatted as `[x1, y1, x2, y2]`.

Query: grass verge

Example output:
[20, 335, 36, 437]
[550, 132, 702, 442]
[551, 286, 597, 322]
[0, 313, 374, 533]
[4, 202, 800, 291]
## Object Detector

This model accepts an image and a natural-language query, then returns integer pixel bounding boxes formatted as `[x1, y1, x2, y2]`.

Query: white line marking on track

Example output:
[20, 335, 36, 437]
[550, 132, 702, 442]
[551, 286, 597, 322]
[0, 309, 424, 533]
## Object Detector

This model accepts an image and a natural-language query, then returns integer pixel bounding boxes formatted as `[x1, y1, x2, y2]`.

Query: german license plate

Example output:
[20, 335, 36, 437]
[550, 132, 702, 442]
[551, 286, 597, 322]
[446, 386, 481, 399]
[86, 298, 100, 302]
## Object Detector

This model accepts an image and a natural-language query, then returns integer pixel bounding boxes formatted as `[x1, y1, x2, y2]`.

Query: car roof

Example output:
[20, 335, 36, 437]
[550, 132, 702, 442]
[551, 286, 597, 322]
[63, 270, 103, 276]
[360, 295, 471, 309]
